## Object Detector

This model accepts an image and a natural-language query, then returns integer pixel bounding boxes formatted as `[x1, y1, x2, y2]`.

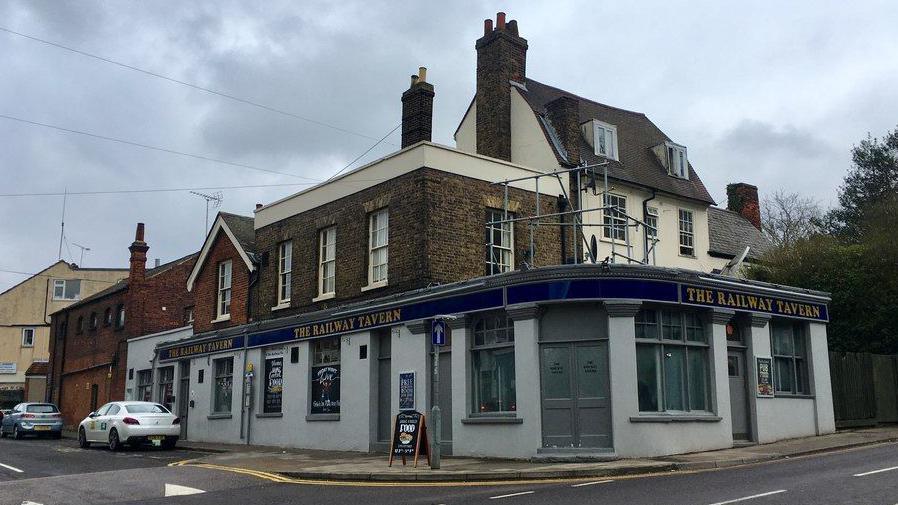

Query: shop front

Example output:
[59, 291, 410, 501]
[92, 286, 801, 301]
[154, 264, 834, 459]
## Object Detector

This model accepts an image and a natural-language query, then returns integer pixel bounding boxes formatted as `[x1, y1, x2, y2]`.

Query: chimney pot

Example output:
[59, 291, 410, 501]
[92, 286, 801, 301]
[255, 203, 263, 210]
[496, 12, 506, 30]
[154, 258, 160, 268]
[135, 222, 145, 242]
[484, 18, 493, 35]
[418, 66, 427, 83]
[507, 19, 518, 36]
[410, 74, 418, 86]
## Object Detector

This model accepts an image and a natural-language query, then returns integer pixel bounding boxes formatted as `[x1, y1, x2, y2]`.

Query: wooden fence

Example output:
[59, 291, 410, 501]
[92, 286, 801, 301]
[829, 352, 898, 428]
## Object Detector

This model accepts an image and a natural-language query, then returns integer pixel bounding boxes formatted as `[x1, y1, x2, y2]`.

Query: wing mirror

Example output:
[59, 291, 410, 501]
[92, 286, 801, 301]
[88, 411, 98, 418]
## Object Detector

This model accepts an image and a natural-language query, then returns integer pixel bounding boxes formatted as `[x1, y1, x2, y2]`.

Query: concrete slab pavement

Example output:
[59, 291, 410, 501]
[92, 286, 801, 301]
[168, 425, 898, 482]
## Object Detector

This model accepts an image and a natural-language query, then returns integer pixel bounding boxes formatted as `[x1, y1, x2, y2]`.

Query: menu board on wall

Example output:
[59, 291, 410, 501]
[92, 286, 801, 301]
[311, 365, 340, 414]
[399, 371, 415, 411]
[756, 357, 774, 397]
[263, 349, 284, 414]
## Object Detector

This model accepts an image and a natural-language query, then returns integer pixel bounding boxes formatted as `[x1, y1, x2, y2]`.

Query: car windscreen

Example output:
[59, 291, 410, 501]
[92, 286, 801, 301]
[26, 404, 59, 413]
[124, 404, 170, 414]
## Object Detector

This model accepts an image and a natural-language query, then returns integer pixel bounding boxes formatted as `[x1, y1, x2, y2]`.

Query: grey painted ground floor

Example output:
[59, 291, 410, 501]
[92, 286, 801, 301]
[130, 265, 836, 459]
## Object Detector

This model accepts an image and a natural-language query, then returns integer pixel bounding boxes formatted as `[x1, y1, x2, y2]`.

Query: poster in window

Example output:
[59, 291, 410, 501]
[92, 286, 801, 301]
[399, 371, 415, 411]
[756, 357, 774, 397]
[311, 365, 340, 414]
[264, 354, 284, 414]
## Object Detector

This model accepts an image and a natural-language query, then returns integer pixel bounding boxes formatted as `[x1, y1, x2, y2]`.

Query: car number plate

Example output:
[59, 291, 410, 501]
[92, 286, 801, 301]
[34, 425, 51, 431]
[148, 435, 164, 441]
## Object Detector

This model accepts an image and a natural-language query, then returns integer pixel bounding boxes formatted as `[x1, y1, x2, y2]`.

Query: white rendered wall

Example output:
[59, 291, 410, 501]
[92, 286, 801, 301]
[185, 349, 244, 444]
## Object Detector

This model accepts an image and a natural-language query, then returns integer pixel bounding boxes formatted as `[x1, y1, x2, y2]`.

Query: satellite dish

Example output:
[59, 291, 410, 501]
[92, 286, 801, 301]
[721, 246, 751, 277]
[590, 235, 598, 264]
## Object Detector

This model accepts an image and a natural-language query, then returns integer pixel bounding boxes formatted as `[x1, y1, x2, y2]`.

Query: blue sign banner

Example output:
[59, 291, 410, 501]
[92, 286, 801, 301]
[507, 278, 679, 305]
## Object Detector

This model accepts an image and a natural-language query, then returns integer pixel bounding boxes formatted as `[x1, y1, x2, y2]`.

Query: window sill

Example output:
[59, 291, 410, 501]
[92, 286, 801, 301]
[598, 236, 629, 247]
[312, 292, 336, 302]
[207, 413, 232, 420]
[461, 416, 523, 425]
[629, 414, 721, 423]
[256, 412, 283, 418]
[211, 315, 231, 324]
[773, 394, 814, 400]
[678, 253, 697, 259]
[361, 281, 388, 292]
[271, 303, 291, 312]
[306, 413, 340, 422]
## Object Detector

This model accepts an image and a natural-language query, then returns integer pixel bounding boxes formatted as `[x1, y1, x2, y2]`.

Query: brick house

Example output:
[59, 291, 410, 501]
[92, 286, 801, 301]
[48, 224, 196, 425]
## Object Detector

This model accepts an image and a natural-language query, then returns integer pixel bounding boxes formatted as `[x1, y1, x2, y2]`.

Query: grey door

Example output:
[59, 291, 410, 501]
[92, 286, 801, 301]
[431, 347, 452, 455]
[540, 342, 611, 449]
[728, 350, 751, 441]
[376, 334, 392, 446]
[178, 361, 190, 440]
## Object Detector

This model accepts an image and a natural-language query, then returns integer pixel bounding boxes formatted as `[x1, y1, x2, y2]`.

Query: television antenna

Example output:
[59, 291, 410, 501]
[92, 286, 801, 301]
[189, 191, 223, 230]
[71, 242, 91, 266]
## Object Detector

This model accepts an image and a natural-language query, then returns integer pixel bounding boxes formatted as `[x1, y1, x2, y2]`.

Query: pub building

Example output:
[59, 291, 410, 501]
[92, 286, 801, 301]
[138, 13, 834, 459]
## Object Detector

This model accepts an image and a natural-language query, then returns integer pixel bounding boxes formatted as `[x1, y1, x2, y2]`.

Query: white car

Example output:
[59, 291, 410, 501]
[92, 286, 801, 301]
[77, 401, 180, 451]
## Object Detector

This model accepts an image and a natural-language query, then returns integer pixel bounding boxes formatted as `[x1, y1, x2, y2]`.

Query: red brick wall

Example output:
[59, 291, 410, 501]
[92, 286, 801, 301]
[192, 233, 250, 334]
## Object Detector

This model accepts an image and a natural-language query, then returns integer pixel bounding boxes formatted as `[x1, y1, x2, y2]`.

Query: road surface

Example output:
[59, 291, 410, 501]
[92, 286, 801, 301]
[2, 436, 897, 504]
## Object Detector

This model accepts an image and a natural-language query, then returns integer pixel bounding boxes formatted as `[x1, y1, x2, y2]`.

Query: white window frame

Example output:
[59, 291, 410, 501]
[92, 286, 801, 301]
[318, 227, 336, 298]
[678, 208, 695, 257]
[602, 193, 628, 242]
[52, 279, 81, 301]
[277, 241, 292, 305]
[593, 120, 619, 161]
[21, 327, 35, 347]
[485, 209, 514, 275]
[645, 206, 659, 241]
[366, 209, 389, 288]
[666, 142, 689, 179]
[217, 260, 232, 318]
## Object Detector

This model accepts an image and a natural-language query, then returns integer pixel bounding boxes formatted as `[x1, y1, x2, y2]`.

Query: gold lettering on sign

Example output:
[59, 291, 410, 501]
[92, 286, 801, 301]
[293, 308, 403, 340]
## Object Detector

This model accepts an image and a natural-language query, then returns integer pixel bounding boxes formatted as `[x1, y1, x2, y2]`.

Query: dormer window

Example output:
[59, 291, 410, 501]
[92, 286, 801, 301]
[592, 120, 618, 161]
[667, 142, 688, 179]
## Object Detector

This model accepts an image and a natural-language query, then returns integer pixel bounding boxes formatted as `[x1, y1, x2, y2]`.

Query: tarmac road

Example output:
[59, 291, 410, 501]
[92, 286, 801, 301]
[2, 436, 897, 505]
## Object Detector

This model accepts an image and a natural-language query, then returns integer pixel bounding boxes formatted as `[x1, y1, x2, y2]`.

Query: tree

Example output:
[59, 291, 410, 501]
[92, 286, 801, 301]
[760, 190, 822, 248]
[826, 127, 898, 240]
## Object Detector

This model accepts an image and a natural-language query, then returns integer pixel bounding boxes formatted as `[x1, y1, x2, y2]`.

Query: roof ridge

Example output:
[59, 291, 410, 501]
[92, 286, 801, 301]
[525, 78, 648, 117]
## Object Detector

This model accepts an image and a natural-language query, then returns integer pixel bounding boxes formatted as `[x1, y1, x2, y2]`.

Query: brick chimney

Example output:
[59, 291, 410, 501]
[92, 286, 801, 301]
[727, 183, 762, 230]
[401, 66, 435, 148]
[476, 12, 528, 161]
[545, 95, 580, 166]
[128, 222, 149, 282]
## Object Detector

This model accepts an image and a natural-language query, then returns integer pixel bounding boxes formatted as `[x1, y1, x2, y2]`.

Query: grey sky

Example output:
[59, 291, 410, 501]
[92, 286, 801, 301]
[1, 0, 897, 292]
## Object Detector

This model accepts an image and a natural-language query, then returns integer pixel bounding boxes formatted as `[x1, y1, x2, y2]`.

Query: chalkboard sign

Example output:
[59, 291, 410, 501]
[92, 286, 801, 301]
[263, 351, 284, 414]
[399, 371, 415, 411]
[388, 410, 430, 468]
[756, 357, 774, 397]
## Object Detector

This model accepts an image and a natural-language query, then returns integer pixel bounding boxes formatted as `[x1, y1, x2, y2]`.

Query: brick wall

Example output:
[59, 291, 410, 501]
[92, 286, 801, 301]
[251, 167, 563, 321]
[192, 233, 250, 334]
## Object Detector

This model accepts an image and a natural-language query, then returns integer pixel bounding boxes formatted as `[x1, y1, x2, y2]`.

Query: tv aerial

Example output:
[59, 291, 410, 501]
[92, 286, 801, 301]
[190, 191, 223, 230]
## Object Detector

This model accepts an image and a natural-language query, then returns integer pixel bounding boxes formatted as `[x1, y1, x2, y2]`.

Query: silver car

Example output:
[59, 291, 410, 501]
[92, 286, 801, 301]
[0, 403, 63, 439]
[77, 401, 180, 451]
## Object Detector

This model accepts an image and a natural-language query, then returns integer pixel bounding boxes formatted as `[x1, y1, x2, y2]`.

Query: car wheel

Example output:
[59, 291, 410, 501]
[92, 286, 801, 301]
[108, 429, 121, 451]
[13, 425, 23, 440]
[78, 428, 90, 448]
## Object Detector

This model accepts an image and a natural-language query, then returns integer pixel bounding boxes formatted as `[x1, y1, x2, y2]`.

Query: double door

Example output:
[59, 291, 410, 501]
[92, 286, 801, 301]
[540, 341, 611, 449]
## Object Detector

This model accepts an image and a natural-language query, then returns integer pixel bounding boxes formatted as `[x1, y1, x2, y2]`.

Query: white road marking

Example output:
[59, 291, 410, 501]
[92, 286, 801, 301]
[164, 483, 205, 497]
[21, 501, 44, 505]
[0, 462, 24, 473]
[854, 465, 898, 477]
[489, 491, 535, 500]
[571, 479, 613, 488]
[707, 490, 787, 505]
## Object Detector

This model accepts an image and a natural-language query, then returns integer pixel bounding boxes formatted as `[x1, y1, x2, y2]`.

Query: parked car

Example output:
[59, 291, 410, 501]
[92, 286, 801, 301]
[77, 401, 180, 451]
[0, 403, 63, 439]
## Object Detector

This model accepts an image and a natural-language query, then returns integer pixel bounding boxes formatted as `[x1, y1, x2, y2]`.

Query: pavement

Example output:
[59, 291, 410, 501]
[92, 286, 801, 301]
[163, 425, 898, 482]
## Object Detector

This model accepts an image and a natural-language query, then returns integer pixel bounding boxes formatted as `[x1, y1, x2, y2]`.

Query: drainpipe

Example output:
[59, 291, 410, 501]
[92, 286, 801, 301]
[642, 190, 657, 265]
[557, 194, 569, 263]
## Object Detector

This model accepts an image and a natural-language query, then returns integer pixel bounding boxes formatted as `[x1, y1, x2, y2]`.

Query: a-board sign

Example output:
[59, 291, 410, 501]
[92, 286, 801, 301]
[388, 410, 430, 468]
[756, 357, 774, 397]
[399, 371, 415, 411]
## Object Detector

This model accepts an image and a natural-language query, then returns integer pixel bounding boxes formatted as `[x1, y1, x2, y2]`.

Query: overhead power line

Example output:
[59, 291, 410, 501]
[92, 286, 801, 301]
[0, 183, 312, 198]
[0, 25, 390, 144]
[0, 267, 121, 285]
[326, 123, 401, 181]
[0, 113, 318, 181]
